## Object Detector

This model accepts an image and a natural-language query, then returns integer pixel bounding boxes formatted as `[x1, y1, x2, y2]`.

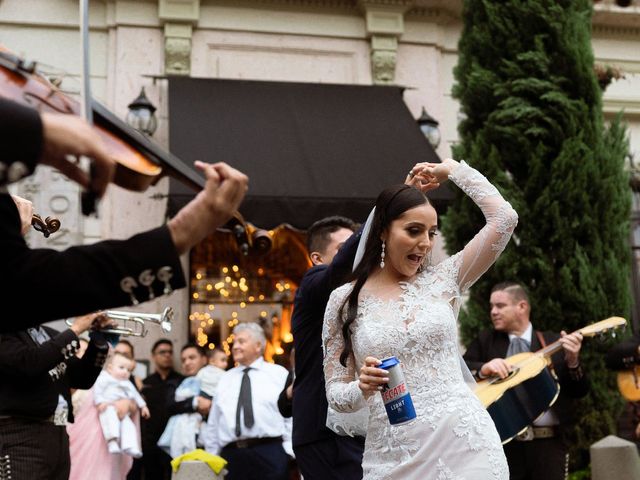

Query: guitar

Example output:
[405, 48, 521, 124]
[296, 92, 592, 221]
[473, 316, 626, 444]
[617, 366, 640, 401]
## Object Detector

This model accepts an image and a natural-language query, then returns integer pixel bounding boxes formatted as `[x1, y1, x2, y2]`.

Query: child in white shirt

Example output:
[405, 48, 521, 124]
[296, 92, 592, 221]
[94, 352, 150, 456]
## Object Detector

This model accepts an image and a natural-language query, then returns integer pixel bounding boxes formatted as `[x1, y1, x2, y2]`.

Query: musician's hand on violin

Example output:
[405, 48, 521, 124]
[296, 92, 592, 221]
[40, 112, 115, 198]
[202, 161, 249, 214]
[358, 356, 389, 398]
[168, 161, 249, 255]
[10, 195, 33, 235]
[480, 358, 512, 379]
[560, 330, 583, 369]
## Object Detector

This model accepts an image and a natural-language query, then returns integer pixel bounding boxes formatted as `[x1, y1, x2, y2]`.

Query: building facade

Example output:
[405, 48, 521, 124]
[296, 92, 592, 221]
[3, 0, 639, 355]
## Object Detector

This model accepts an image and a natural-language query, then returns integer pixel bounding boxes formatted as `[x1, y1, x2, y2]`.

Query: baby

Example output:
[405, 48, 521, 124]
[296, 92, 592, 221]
[94, 352, 150, 457]
[197, 348, 228, 399]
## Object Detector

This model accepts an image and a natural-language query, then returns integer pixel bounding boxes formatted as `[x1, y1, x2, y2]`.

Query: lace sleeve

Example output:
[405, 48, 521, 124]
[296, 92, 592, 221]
[322, 287, 366, 413]
[448, 161, 518, 292]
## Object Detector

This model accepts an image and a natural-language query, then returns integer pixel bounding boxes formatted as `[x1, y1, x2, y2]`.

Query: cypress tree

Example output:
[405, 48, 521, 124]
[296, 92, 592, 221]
[445, 0, 631, 467]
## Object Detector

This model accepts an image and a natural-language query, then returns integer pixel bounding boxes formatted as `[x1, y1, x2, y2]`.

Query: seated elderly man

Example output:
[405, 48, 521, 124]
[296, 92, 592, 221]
[202, 322, 292, 480]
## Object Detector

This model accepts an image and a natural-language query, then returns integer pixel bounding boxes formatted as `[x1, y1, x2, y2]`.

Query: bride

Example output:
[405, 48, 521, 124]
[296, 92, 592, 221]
[322, 158, 517, 479]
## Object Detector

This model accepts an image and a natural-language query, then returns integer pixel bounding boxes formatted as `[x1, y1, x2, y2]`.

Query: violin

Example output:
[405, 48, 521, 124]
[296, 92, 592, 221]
[31, 213, 61, 238]
[0, 47, 271, 254]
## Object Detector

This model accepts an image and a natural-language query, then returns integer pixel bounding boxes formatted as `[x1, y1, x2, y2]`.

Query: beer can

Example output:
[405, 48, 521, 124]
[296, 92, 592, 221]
[379, 356, 416, 425]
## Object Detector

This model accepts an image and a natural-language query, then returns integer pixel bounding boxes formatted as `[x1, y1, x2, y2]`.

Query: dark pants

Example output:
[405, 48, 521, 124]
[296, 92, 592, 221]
[294, 435, 365, 480]
[504, 437, 568, 480]
[141, 445, 173, 480]
[0, 418, 70, 480]
[220, 442, 289, 480]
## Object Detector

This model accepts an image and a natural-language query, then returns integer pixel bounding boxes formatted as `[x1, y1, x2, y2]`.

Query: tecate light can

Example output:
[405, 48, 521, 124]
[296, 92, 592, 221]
[379, 356, 416, 425]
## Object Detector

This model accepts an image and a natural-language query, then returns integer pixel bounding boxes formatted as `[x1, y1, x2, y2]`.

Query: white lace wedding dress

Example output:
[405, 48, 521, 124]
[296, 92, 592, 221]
[323, 162, 518, 480]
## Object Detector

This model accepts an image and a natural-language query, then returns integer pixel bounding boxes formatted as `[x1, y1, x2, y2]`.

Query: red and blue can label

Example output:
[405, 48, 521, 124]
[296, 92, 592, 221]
[379, 356, 416, 425]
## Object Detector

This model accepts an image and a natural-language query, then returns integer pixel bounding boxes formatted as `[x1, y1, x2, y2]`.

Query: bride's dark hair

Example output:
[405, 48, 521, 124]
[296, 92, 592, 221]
[338, 184, 430, 367]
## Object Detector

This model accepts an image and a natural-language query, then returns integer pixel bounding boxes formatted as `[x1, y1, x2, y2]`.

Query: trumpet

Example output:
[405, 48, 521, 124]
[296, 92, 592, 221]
[66, 307, 173, 337]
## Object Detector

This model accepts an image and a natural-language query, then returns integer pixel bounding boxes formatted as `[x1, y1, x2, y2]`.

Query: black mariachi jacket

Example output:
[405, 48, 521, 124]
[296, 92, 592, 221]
[0, 326, 108, 422]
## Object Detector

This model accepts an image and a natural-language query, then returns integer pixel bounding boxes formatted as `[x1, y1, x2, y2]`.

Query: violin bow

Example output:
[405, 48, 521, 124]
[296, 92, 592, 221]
[79, 0, 98, 215]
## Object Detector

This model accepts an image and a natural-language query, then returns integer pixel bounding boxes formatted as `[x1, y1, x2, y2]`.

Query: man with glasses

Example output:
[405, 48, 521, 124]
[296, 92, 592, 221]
[140, 339, 183, 480]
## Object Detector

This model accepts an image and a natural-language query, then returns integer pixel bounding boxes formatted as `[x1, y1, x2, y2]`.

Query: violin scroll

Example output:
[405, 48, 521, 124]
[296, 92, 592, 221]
[31, 213, 61, 238]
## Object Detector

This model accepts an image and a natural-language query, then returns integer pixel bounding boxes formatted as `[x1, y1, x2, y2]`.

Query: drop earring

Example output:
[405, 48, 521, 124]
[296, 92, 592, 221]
[380, 241, 386, 269]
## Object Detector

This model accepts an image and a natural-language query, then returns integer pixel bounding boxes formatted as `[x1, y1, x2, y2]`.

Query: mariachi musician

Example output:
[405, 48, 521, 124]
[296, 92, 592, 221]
[0, 313, 115, 480]
[0, 97, 248, 329]
[605, 333, 640, 449]
[463, 281, 589, 480]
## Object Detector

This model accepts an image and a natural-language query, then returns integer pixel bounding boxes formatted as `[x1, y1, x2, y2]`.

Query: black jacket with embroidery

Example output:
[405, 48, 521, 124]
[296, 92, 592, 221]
[0, 326, 108, 422]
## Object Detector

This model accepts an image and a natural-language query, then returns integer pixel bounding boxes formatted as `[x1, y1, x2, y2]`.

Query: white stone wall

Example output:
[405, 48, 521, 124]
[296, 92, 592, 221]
[2, 0, 640, 366]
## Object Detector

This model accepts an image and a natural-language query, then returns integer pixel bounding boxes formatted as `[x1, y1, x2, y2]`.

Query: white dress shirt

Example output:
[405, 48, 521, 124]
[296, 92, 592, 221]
[202, 357, 293, 456]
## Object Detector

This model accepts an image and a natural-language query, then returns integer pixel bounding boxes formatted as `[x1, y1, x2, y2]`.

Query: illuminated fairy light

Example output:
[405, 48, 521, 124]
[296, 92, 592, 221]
[232, 265, 239, 273]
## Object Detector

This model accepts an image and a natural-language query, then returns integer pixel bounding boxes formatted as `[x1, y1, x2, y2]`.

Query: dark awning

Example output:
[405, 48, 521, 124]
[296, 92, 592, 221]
[167, 77, 450, 229]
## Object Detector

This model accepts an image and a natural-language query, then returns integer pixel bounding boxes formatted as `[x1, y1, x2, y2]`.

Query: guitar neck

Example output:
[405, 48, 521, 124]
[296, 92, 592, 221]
[537, 339, 563, 359]
[535, 324, 604, 359]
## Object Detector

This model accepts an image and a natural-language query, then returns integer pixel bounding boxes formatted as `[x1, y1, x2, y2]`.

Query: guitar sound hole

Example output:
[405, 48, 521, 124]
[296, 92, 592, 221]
[492, 368, 519, 384]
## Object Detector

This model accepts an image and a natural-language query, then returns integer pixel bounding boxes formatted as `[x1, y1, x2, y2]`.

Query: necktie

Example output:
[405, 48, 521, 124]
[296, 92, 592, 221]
[235, 367, 254, 437]
[507, 336, 531, 357]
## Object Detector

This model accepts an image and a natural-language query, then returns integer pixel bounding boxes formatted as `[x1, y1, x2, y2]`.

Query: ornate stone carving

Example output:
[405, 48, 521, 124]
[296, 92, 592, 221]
[371, 48, 396, 84]
[165, 36, 191, 75]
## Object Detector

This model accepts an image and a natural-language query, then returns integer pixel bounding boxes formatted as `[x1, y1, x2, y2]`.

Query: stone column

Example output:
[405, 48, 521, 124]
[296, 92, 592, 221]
[590, 435, 640, 480]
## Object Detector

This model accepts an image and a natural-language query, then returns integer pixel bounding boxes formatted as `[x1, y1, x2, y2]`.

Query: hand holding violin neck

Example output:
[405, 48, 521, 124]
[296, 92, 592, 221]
[167, 161, 248, 255]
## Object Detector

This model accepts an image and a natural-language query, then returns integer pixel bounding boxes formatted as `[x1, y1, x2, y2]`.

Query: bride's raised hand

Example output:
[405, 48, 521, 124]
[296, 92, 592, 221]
[359, 356, 389, 398]
[412, 158, 460, 186]
[406, 162, 439, 193]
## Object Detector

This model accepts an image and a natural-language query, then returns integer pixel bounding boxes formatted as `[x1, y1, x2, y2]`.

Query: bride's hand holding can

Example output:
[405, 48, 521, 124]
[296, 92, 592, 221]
[358, 356, 389, 397]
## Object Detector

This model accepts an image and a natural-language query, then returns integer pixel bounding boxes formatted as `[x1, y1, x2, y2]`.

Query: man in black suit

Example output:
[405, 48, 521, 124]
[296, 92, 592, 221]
[141, 339, 184, 480]
[291, 215, 364, 479]
[0, 99, 248, 326]
[0, 312, 113, 479]
[463, 282, 589, 480]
